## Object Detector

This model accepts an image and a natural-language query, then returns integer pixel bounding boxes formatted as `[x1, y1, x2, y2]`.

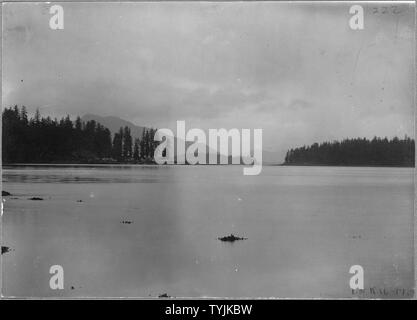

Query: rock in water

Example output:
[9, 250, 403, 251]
[29, 197, 44, 200]
[218, 234, 247, 242]
[2, 191, 11, 196]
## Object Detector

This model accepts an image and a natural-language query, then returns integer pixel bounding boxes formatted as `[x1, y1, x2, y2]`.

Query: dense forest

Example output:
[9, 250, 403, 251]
[2, 106, 158, 163]
[284, 137, 415, 167]
[3, 106, 415, 167]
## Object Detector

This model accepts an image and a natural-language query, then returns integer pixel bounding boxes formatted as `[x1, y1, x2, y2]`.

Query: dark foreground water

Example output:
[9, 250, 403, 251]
[1, 165, 414, 298]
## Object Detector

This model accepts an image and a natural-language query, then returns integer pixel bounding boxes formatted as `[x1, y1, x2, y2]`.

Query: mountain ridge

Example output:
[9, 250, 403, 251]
[81, 113, 281, 164]
[81, 114, 146, 140]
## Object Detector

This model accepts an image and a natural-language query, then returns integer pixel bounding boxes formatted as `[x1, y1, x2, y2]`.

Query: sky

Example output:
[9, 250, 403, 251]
[2, 2, 415, 158]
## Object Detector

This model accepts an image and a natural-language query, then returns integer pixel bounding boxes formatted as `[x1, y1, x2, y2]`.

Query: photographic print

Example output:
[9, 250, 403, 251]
[1, 1, 415, 299]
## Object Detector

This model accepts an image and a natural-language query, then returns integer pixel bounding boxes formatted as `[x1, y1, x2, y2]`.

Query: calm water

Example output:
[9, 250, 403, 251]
[1, 165, 414, 298]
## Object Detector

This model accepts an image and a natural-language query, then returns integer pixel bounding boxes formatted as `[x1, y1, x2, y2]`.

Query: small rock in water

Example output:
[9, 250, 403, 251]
[121, 220, 133, 224]
[218, 234, 247, 242]
[1, 246, 11, 255]
[2, 191, 11, 196]
[76, 200, 83, 203]
[29, 197, 44, 200]
[158, 293, 170, 298]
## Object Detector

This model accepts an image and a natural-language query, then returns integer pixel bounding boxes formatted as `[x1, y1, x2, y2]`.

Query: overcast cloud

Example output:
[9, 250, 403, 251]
[2, 2, 415, 156]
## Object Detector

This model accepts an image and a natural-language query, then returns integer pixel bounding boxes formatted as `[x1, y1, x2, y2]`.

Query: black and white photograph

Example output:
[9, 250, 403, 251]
[0, 1, 415, 299]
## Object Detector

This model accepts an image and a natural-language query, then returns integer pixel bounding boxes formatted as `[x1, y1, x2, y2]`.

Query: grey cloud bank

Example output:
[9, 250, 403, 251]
[2, 2, 414, 161]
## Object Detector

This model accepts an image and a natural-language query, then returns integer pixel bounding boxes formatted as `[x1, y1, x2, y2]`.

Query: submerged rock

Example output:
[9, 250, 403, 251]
[121, 220, 133, 224]
[158, 293, 171, 298]
[2, 191, 11, 196]
[218, 234, 247, 242]
[29, 197, 44, 200]
[1, 246, 11, 255]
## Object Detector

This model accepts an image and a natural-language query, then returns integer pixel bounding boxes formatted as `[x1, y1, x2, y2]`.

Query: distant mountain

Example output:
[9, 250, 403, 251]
[82, 114, 284, 164]
[81, 114, 146, 139]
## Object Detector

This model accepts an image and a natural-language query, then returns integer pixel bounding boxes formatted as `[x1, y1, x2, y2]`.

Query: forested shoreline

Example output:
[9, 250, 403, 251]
[284, 137, 415, 167]
[3, 106, 415, 167]
[2, 106, 158, 164]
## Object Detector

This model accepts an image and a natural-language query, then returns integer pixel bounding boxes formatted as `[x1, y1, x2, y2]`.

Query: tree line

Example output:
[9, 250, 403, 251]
[2, 106, 157, 163]
[111, 126, 158, 162]
[284, 137, 415, 167]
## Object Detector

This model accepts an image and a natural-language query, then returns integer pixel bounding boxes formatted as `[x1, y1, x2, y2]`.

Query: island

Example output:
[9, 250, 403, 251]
[283, 137, 414, 167]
